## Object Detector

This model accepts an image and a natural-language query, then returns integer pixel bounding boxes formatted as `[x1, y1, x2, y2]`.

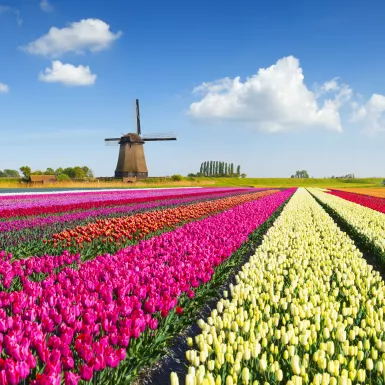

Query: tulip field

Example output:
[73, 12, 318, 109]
[171, 188, 385, 385]
[0, 187, 384, 384]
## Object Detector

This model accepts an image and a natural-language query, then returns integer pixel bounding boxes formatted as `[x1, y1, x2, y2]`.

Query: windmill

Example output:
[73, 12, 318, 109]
[105, 99, 177, 179]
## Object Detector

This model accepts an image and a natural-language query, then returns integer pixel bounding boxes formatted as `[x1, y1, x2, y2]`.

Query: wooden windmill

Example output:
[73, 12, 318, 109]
[105, 99, 176, 179]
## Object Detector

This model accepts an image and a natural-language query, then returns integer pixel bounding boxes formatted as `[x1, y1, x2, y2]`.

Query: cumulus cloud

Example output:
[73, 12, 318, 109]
[0, 82, 9, 93]
[23, 18, 122, 57]
[39, 61, 96, 86]
[189, 56, 352, 133]
[0, 5, 22, 25]
[40, 0, 54, 12]
[351, 94, 385, 135]
[321, 78, 340, 92]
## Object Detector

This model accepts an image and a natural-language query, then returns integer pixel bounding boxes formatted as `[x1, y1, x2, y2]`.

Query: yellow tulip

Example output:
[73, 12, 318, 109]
[170, 372, 179, 385]
[356, 369, 366, 382]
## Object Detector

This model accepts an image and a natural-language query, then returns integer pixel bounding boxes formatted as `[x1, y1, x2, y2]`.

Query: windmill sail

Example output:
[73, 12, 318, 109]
[136, 99, 141, 135]
[104, 98, 177, 179]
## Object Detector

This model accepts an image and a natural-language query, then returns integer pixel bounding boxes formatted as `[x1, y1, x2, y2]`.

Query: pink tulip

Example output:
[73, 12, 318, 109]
[64, 371, 80, 385]
[79, 364, 93, 381]
[4, 359, 19, 385]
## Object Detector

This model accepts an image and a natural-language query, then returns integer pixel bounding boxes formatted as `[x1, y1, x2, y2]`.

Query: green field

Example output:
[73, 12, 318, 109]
[208, 177, 384, 188]
[0, 176, 383, 190]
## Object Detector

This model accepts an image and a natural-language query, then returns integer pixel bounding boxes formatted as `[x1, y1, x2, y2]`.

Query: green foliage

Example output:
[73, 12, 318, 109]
[82, 166, 94, 178]
[61, 166, 94, 180]
[55, 167, 64, 176]
[15, 165, 94, 180]
[1, 169, 20, 178]
[209, 177, 384, 188]
[73, 166, 86, 179]
[45, 168, 55, 175]
[291, 170, 310, 178]
[198, 161, 241, 178]
[63, 167, 75, 179]
[56, 173, 71, 181]
[171, 174, 183, 181]
[19, 166, 31, 180]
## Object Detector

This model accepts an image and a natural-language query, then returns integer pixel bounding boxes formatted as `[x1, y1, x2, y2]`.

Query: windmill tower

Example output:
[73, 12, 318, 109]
[105, 99, 177, 179]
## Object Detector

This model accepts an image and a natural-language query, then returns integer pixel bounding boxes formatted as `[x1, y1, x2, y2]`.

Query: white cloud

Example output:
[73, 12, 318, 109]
[351, 94, 385, 135]
[0, 82, 9, 93]
[39, 61, 96, 86]
[0, 5, 22, 25]
[321, 77, 340, 92]
[189, 56, 352, 133]
[40, 0, 54, 12]
[23, 18, 122, 57]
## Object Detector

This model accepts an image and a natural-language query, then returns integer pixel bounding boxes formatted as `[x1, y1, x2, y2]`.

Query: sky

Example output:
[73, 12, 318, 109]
[0, 0, 384, 178]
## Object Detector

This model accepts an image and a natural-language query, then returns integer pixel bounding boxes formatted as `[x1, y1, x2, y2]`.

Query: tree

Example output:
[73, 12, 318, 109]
[74, 166, 86, 179]
[241, 173, 247, 178]
[57, 173, 71, 181]
[171, 174, 183, 181]
[0, 171, 5, 177]
[19, 166, 31, 180]
[200, 163, 204, 176]
[292, 170, 309, 178]
[55, 167, 64, 177]
[63, 167, 75, 179]
[44, 167, 55, 175]
[224, 163, 228, 176]
[236, 165, 241, 177]
[3, 169, 20, 177]
[82, 166, 94, 179]
[383, 179, 385, 186]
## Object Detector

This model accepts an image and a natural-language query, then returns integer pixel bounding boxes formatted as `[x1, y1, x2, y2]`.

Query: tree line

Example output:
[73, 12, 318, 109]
[189, 161, 245, 178]
[0, 169, 20, 178]
[291, 170, 310, 178]
[0, 166, 94, 181]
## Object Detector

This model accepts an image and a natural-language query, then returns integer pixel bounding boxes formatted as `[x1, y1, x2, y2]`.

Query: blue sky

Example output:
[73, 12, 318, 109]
[0, 0, 384, 178]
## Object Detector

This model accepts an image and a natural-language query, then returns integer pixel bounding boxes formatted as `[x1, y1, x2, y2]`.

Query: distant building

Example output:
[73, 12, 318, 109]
[30, 175, 57, 184]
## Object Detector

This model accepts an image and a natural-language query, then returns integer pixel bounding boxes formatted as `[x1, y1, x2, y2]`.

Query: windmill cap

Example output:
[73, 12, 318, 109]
[120, 133, 144, 143]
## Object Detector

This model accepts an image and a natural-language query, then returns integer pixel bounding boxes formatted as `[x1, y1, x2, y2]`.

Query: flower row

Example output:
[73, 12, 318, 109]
[0, 189, 254, 259]
[172, 188, 385, 384]
[0, 187, 248, 219]
[48, 190, 278, 247]
[0, 189, 294, 384]
[0, 190, 275, 288]
[0, 189, 251, 233]
[309, 188, 385, 255]
[0, 188, 230, 208]
[326, 189, 385, 214]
